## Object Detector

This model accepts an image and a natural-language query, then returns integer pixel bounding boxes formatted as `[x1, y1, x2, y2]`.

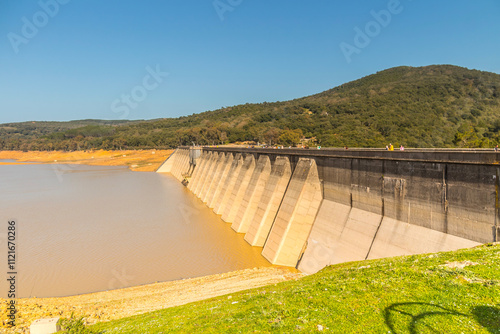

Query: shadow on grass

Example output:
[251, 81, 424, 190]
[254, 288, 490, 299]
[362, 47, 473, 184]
[384, 302, 469, 334]
[472, 306, 500, 333]
[385, 302, 500, 333]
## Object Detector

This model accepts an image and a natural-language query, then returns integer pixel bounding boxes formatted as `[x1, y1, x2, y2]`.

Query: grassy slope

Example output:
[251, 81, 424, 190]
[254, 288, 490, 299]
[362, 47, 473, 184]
[92, 244, 500, 333]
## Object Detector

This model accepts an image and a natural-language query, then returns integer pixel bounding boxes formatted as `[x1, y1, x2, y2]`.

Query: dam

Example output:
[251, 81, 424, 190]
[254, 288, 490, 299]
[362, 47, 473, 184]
[157, 147, 499, 274]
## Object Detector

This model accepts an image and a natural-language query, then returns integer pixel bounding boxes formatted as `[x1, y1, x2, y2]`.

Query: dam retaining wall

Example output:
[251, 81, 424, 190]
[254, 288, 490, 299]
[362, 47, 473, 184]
[157, 147, 499, 273]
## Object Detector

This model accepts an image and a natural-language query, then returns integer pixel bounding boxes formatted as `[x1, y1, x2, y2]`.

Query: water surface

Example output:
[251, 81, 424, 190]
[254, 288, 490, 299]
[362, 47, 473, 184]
[0, 163, 270, 298]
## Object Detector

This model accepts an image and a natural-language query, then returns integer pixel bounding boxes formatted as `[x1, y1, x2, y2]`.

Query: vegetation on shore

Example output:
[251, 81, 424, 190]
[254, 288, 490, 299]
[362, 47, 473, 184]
[1, 65, 500, 151]
[0, 268, 301, 333]
[88, 243, 500, 333]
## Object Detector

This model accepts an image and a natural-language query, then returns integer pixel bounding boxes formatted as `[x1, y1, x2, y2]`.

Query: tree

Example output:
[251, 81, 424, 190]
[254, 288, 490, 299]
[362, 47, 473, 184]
[264, 127, 281, 145]
[219, 131, 228, 144]
[112, 138, 126, 150]
[278, 129, 303, 146]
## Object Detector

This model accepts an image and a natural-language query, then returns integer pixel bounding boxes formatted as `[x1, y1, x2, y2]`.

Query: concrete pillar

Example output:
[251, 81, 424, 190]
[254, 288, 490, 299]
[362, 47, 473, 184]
[170, 149, 181, 179]
[187, 151, 208, 191]
[245, 157, 292, 246]
[193, 152, 213, 196]
[196, 152, 218, 197]
[177, 149, 188, 179]
[214, 154, 243, 215]
[193, 152, 212, 196]
[175, 149, 189, 181]
[208, 153, 234, 209]
[262, 158, 323, 267]
[176, 149, 189, 181]
[202, 153, 226, 204]
[174, 149, 183, 180]
[156, 149, 177, 173]
[222, 155, 256, 223]
[199, 152, 220, 200]
[232, 155, 272, 233]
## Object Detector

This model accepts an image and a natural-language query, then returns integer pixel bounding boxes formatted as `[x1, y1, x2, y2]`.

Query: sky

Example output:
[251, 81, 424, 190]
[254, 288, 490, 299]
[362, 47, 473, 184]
[0, 0, 499, 123]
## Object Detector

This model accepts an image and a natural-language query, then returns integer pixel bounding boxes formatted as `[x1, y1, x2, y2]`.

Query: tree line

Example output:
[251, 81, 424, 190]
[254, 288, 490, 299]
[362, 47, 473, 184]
[1, 65, 500, 151]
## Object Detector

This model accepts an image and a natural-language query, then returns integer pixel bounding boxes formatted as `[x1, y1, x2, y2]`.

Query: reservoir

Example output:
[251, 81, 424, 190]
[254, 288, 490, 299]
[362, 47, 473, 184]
[0, 162, 271, 298]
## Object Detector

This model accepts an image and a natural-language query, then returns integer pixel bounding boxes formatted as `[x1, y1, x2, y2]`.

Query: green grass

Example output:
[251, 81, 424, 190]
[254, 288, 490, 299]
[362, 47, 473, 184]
[91, 244, 500, 333]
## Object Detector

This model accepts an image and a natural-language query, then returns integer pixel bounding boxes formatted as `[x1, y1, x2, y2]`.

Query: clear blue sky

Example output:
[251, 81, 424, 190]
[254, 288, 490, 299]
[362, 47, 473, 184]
[1, 0, 499, 123]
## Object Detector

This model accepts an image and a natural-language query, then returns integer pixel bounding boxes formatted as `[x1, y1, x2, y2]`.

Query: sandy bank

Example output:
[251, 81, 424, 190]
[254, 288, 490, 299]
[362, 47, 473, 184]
[0, 149, 173, 172]
[0, 150, 303, 332]
[0, 267, 302, 333]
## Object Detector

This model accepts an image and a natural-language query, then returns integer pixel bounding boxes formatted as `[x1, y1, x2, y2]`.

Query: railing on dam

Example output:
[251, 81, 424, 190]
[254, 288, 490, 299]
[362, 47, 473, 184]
[157, 147, 499, 274]
[203, 146, 500, 164]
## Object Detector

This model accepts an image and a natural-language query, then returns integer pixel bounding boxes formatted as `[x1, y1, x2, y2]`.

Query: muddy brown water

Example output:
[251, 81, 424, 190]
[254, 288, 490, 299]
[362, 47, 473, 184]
[0, 163, 271, 298]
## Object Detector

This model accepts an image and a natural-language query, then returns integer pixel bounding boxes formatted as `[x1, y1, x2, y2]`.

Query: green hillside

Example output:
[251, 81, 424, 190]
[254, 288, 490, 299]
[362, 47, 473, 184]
[0, 119, 138, 151]
[2, 65, 500, 150]
[88, 243, 500, 333]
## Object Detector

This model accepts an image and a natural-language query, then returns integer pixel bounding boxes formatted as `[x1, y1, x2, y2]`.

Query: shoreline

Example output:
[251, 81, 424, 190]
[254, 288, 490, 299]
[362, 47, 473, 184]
[0, 149, 174, 172]
[0, 150, 304, 332]
[0, 267, 303, 333]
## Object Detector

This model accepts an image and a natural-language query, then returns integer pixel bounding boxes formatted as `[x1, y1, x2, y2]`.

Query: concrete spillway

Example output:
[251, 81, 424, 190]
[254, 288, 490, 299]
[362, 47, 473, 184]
[157, 147, 500, 273]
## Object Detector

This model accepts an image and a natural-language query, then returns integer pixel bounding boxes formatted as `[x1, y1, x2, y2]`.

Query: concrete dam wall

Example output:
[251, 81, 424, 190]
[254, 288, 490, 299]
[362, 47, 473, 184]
[157, 147, 499, 274]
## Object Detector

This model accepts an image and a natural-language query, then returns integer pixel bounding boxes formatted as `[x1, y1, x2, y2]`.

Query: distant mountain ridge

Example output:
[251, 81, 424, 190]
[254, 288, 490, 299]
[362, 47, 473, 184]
[1, 65, 499, 150]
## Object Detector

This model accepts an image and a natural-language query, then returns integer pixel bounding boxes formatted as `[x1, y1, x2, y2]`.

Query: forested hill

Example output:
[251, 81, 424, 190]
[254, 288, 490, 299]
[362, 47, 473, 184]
[1, 65, 500, 151]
